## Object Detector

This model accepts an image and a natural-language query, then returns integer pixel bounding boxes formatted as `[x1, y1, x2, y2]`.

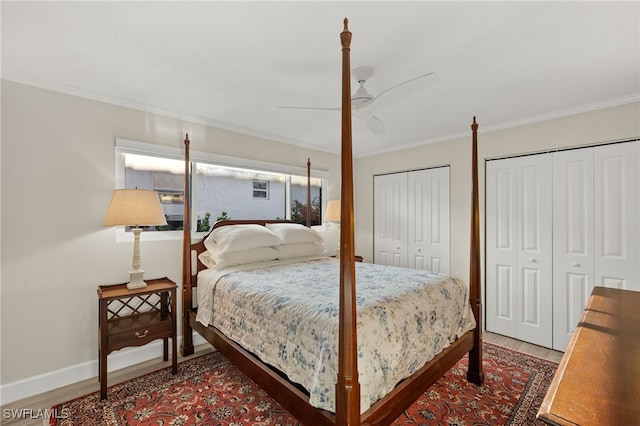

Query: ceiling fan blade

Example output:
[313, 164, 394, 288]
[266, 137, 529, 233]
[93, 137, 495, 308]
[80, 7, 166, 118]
[366, 114, 385, 135]
[354, 110, 385, 135]
[373, 72, 439, 108]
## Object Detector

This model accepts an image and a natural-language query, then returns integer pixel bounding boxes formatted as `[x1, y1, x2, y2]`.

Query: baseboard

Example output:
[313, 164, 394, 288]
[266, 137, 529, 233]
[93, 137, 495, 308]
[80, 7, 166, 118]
[0, 334, 208, 405]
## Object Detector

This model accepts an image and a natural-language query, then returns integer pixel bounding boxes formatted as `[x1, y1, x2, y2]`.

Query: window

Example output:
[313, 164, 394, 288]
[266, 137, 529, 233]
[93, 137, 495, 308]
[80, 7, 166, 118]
[195, 163, 285, 224]
[253, 181, 269, 199]
[115, 139, 328, 236]
[290, 174, 323, 226]
[123, 152, 184, 231]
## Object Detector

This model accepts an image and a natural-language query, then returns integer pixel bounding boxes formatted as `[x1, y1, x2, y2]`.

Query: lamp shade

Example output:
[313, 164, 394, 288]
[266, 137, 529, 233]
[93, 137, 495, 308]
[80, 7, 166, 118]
[324, 199, 341, 223]
[104, 189, 167, 227]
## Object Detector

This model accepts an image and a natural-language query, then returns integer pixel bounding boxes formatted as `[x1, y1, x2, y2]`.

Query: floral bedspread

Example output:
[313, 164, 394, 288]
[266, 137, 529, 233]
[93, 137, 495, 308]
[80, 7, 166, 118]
[196, 257, 476, 413]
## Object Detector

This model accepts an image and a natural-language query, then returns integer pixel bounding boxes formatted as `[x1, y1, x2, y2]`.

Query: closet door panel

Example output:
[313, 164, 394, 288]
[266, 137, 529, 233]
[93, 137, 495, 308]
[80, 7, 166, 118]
[374, 173, 408, 267]
[408, 167, 450, 273]
[552, 148, 594, 351]
[486, 158, 518, 338]
[594, 142, 640, 291]
[407, 171, 428, 270]
[516, 154, 553, 348]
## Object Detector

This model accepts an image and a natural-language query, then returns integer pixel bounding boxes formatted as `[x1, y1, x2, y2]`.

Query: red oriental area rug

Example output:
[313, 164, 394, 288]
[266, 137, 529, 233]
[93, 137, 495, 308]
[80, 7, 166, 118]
[50, 343, 557, 425]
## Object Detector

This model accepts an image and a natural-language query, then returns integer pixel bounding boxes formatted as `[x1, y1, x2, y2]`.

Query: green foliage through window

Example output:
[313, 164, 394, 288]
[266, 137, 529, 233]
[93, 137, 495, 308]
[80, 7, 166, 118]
[291, 196, 321, 226]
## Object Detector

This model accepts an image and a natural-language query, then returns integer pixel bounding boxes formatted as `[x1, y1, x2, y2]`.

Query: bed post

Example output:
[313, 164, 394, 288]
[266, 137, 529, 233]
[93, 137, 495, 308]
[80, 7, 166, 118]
[467, 117, 484, 385]
[335, 18, 361, 426]
[181, 134, 195, 357]
[307, 157, 311, 227]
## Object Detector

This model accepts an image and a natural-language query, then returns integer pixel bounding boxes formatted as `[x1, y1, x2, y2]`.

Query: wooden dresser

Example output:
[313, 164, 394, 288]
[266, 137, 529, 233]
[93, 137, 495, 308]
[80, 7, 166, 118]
[537, 286, 640, 425]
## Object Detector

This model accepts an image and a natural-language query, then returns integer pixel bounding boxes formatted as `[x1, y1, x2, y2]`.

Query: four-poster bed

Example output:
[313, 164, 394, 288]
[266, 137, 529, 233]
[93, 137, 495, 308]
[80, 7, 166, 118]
[181, 19, 483, 426]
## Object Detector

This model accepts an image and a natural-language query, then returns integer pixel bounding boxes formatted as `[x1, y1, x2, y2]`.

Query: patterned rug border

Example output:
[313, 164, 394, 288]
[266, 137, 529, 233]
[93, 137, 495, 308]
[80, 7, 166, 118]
[482, 343, 559, 425]
[50, 342, 559, 425]
[56, 350, 219, 410]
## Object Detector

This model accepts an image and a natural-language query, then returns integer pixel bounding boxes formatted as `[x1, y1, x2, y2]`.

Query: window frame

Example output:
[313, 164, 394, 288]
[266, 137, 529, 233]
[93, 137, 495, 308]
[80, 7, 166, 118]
[252, 180, 269, 199]
[114, 138, 329, 242]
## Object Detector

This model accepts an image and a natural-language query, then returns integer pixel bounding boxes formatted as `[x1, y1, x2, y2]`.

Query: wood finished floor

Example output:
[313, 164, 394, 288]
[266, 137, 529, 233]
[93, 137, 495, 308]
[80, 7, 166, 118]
[0, 332, 563, 426]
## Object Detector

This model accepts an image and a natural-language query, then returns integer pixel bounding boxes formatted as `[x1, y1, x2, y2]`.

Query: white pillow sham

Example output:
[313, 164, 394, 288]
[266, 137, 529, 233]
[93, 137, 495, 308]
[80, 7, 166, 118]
[198, 246, 279, 270]
[204, 224, 282, 253]
[276, 242, 326, 259]
[266, 223, 324, 244]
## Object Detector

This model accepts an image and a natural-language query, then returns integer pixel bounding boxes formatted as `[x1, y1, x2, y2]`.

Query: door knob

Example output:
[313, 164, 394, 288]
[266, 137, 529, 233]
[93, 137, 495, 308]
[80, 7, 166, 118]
[529, 257, 537, 263]
[571, 262, 581, 267]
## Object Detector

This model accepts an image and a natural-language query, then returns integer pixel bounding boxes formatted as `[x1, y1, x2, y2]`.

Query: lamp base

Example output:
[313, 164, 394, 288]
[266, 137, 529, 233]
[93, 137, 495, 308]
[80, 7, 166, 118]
[127, 270, 147, 290]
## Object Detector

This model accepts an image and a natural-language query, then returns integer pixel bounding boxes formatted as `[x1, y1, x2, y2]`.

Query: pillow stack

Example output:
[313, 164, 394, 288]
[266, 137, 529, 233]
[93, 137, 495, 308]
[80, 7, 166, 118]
[198, 223, 325, 270]
[266, 223, 326, 259]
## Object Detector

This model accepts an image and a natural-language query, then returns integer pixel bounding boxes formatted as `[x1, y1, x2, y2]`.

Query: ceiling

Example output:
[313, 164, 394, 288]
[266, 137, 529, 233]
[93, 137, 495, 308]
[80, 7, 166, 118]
[2, 1, 639, 157]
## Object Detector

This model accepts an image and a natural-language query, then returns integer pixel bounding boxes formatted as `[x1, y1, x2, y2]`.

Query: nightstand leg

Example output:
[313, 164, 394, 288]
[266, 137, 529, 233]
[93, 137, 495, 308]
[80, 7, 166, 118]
[163, 337, 169, 362]
[100, 350, 107, 400]
[171, 287, 178, 374]
[99, 298, 108, 400]
[172, 338, 178, 374]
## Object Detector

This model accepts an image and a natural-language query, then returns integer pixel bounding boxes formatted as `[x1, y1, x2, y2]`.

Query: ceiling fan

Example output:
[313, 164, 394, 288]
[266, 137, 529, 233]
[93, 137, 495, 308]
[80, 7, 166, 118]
[279, 66, 439, 135]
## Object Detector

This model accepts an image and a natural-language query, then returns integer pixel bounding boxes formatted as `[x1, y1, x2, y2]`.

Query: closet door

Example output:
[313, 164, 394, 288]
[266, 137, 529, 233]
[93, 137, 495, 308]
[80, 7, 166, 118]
[486, 154, 553, 348]
[374, 173, 408, 267]
[515, 154, 553, 348]
[486, 157, 518, 339]
[407, 167, 450, 273]
[553, 148, 595, 351]
[594, 141, 640, 291]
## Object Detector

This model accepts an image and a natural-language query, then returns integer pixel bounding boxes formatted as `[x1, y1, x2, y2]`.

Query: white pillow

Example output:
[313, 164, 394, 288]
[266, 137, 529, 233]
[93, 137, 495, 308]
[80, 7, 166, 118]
[276, 242, 326, 259]
[266, 223, 324, 244]
[198, 247, 279, 270]
[198, 250, 218, 269]
[204, 224, 282, 253]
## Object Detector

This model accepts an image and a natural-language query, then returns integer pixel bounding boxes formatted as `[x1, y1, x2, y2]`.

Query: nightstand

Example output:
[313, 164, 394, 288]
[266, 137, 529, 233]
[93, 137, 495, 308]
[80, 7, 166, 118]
[97, 277, 177, 400]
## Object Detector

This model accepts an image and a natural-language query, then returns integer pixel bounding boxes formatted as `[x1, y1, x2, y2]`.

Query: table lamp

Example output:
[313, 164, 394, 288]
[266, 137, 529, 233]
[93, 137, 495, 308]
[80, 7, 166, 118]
[324, 199, 341, 224]
[104, 189, 167, 289]
[324, 199, 341, 257]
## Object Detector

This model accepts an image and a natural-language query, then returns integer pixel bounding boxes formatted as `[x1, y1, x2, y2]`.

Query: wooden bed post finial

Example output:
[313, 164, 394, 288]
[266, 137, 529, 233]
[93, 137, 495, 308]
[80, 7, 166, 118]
[341, 18, 351, 48]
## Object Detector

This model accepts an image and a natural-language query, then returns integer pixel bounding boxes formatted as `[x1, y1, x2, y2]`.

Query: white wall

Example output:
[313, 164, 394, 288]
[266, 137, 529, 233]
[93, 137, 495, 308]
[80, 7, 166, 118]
[354, 102, 640, 286]
[0, 80, 341, 399]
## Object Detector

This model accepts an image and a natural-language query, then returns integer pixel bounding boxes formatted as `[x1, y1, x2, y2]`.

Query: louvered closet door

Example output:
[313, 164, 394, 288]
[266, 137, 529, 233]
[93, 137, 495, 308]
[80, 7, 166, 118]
[407, 168, 450, 273]
[553, 148, 595, 351]
[486, 155, 553, 348]
[594, 141, 640, 291]
[374, 173, 408, 267]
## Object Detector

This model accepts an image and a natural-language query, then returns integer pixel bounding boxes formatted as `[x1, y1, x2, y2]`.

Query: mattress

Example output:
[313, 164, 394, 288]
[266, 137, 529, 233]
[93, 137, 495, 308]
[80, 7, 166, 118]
[196, 257, 475, 413]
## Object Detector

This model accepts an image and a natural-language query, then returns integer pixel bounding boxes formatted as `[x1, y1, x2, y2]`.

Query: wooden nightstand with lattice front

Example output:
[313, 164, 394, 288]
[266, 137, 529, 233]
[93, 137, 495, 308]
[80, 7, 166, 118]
[97, 277, 177, 400]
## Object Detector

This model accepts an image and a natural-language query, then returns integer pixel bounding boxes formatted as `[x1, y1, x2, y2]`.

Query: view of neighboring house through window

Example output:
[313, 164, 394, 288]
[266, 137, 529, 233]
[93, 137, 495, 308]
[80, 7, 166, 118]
[124, 153, 184, 231]
[195, 163, 285, 225]
[119, 145, 325, 232]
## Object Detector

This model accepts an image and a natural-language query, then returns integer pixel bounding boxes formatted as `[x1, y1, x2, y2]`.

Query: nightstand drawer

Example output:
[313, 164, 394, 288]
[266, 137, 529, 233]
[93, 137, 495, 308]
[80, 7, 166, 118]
[108, 319, 172, 352]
